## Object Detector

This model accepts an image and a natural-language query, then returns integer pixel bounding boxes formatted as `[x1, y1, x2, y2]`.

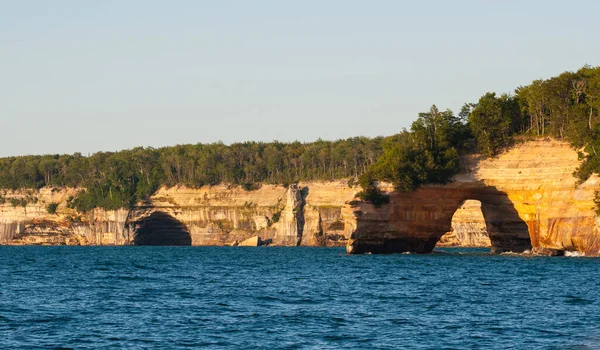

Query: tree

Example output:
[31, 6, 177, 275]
[46, 202, 59, 215]
[360, 106, 462, 193]
[517, 80, 547, 136]
[469, 92, 515, 156]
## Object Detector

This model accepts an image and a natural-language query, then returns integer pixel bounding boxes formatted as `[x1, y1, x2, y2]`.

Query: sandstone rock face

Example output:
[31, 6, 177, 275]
[239, 236, 262, 247]
[3, 140, 600, 254]
[299, 181, 358, 247]
[0, 181, 358, 247]
[348, 139, 600, 255]
[437, 200, 491, 247]
[0, 187, 130, 245]
[272, 185, 304, 246]
[125, 181, 357, 247]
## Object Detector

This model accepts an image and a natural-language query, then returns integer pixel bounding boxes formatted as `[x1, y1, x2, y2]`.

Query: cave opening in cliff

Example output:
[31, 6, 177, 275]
[133, 212, 192, 246]
[437, 200, 491, 248]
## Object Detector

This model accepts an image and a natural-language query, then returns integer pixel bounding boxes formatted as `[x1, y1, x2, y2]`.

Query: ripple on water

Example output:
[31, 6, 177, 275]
[0, 246, 599, 349]
[563, 295, 596, 305]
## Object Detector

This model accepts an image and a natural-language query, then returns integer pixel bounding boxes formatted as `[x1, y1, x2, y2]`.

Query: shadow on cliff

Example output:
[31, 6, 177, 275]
[475, 186, 532, 253]
[348, 184, 532, 254]
[132, 211, 192, 246]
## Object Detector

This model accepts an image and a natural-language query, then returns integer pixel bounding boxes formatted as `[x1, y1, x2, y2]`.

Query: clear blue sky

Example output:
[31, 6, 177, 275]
[1, 0, 598, 157]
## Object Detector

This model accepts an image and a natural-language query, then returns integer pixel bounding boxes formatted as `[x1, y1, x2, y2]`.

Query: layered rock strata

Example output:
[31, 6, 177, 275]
[437, 200, 491, 247]
[347, 140, 600, 255]
[2, 140, 600, 255]
[0, 187, 130, 245]
[0, 181, 358, 247]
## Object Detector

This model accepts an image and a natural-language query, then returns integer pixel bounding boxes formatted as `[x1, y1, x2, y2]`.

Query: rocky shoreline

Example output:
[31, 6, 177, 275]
[2, 140, 600, 256]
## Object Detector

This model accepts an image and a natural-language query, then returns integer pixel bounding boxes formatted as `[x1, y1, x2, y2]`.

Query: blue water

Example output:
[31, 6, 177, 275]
[1, 247, 599, 349]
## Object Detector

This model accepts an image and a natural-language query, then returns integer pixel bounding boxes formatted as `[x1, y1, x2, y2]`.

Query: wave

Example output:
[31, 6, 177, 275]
[564, 250, 585, 257]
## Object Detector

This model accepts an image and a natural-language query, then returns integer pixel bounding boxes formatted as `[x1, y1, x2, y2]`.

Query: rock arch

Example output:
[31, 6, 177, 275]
[346, 185, 532, 254]
[131, 211, 191, 246]
[345, 140, 600, 255]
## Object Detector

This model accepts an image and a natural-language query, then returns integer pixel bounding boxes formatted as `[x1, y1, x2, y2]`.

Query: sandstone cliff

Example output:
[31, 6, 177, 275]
[0, 187, 129, 245]
[3, 139, 600, 255]
[347, 139, 600, 255]
[0, 181, 358, 247]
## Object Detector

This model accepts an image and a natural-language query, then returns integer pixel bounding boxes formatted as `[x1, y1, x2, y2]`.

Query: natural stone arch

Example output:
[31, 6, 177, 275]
[131, 211, 191, 246]
[346, 185, 532, 254]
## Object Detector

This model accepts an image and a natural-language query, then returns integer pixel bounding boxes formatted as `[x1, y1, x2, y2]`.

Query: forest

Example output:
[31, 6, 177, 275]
[1, 65, 599, 211]
[0, 138, 384, 211]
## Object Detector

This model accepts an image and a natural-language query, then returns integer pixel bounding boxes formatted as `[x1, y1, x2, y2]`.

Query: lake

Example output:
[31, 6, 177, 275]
[1, 247, 599, 349]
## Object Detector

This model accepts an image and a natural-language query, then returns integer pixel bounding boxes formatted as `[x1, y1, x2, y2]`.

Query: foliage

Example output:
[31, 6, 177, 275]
[469, 93, 519, 156]
[242, 183, 261, 191]
[271, 210, 282, 224]
[347, 178, 356, 188]
[10, 198, 27, 208]
[0, 137, 384, 211]
[464, 65, 600, 181]
[359, 105, 463, 194]
[514, 66, 600, 146]
[356, 171, 389, 207]
[46, 202, 59, 215]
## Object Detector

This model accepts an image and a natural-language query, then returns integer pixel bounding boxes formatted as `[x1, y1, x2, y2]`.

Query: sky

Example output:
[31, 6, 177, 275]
[1, 0, 599, 157]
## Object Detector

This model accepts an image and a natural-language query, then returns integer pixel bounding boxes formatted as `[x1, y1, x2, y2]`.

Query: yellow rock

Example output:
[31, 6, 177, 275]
[348, 139, 600, 255]
[238, 236, 261, 247]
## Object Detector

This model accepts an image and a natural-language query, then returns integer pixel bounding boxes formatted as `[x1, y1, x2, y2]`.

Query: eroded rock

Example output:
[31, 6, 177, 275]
[3, 140, 600, 255]
[348, 140, 600, 255]
[437, 200, 491, 247]
[239, 236, 262, 247]
[0, 181, 358, 247]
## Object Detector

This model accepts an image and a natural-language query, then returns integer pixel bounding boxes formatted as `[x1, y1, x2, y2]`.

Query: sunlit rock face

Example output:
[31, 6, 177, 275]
[126, 181, 358, 247]
[0, 188, 130, 245]
[347, 140, 600, 255]
[437, 200, 491, 248]
[2, 140, 600, 254]
[0, 181, 358, 247]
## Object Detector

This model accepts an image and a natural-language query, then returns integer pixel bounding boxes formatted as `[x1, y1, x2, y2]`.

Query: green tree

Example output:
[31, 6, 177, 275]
[46, 202, 59, 215]
[469, 92, 516, 156]
[360, 106, 462, 194]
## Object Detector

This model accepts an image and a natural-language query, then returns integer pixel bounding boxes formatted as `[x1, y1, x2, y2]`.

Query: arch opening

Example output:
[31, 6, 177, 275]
[133, 212, 191, 246]
[436, 192, 532, 253]
[437, 200, 491, 248]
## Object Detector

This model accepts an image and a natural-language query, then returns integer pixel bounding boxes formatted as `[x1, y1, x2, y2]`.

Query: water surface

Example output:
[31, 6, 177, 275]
[1, 247, 599, 349]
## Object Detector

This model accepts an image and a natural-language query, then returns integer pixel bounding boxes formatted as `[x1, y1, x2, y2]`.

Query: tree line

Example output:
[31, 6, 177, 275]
[2, 64, 600, 210]
[0, 138, 384, 211]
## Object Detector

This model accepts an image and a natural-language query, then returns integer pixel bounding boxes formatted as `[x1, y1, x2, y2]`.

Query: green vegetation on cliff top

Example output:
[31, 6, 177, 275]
[1, 65, 600, 211]
[0, 138, 384, 211]
[358, 64, 600, 204]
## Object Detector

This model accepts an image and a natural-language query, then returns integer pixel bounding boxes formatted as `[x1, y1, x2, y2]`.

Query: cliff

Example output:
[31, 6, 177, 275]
[0, 187, 130, 245]
[0, 181, 358, 247]
[2, 139, 600, 255]
[347, 139, 600, 255]
[126, 181, 357, 246]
